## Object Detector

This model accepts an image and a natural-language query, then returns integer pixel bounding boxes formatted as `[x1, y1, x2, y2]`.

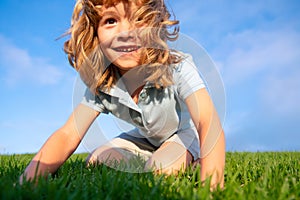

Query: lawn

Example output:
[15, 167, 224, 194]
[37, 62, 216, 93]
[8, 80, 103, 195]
[0, 152, 299, 199]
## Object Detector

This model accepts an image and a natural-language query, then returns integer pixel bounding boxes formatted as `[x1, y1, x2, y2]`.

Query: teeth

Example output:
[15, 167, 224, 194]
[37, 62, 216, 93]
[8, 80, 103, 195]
[115, 47, 139, 52]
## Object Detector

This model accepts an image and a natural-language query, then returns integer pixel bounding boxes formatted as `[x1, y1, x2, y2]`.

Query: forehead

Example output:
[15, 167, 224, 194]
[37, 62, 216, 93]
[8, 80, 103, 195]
[91, 0, 144, 7]
[95, 0, 142, 18]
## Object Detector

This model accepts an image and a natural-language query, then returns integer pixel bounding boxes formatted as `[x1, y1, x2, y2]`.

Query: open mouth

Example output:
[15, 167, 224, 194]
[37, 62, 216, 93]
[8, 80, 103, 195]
[113, 46, 141, 53]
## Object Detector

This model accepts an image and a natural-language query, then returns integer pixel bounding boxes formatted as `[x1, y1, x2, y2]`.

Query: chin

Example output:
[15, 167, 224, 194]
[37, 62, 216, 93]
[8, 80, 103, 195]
[114, 60, 140, 72]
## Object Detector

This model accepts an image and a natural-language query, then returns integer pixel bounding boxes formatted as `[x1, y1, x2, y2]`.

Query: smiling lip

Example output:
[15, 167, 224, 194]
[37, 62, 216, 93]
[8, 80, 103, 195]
[113, 45, 141, 53]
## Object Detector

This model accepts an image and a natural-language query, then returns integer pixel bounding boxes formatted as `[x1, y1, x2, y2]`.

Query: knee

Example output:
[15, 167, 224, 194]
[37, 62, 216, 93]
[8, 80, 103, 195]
[144, 153, 193, 175]
[86, 153, 99, 166]
[86, 146, 125, 166]
[144, 158, 173, 175]
[144, 157, 157, 172]
[85, 149, 103, 166]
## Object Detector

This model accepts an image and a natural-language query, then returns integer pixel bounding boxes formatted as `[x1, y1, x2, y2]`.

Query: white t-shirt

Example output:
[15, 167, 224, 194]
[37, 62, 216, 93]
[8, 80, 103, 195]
[82, 53, 205, 147]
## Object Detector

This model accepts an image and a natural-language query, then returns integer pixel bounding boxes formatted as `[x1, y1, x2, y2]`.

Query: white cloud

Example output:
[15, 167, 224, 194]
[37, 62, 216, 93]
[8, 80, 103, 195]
[0, 35, 63, 86]
[171, 0, 295, 34]
[215, 29, 300, 86]
[224, 111, 251, 137]
[259, 70, 300, 116]
[214, 28, 300, 118]
[171, 1, 300, 87]
[169, 0, 300, 151]
[216, 28, 300, 148]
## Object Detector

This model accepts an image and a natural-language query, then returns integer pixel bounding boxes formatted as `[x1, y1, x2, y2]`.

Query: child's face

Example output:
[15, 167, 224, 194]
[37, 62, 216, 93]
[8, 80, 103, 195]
[97, 2, 143, 74]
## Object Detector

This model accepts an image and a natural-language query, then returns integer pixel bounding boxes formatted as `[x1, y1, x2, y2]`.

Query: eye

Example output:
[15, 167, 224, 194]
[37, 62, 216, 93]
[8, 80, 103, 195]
[104, 18, 117, 25]
[136, 17, 143, 22]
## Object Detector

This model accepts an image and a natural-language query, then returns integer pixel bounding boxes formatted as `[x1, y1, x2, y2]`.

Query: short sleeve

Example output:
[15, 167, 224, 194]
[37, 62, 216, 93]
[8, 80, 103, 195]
[173, 54, 206, 100]
[81, 88, 109, 114]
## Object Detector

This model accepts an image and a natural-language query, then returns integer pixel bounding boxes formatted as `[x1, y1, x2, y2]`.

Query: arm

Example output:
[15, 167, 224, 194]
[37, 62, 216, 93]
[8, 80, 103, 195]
[185, 88, 225, 189]
[20, 103, 100, 183]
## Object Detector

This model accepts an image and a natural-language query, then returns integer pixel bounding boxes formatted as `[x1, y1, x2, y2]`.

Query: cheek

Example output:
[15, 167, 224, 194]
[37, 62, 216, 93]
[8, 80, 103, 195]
[98, 33, 108, 46]
[97, 32, 112, 54]
[97, 27, 113, 45]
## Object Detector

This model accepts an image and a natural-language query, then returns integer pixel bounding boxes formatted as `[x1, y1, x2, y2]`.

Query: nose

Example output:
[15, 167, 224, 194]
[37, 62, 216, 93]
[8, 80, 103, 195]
[117, 20, 135, 41]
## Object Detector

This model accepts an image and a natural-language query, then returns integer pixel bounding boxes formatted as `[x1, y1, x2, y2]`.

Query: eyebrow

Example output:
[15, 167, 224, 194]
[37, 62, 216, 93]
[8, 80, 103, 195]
[100, 10, 118, 17]
[100, 5, 135, 18]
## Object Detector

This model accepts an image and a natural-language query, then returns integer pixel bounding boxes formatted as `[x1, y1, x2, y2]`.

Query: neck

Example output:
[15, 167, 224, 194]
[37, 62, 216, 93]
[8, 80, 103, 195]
[119, 67, 148, 95]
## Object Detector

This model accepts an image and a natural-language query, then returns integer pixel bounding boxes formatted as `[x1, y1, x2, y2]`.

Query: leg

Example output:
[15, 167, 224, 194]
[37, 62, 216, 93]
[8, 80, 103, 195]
[86, 137, 152, 172]
[144, 141, 193, 175]
[86, 142, 128, 166]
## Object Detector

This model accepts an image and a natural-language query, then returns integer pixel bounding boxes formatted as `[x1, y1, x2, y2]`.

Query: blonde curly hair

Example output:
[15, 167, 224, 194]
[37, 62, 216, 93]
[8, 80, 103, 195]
[64, 0, 181, 93]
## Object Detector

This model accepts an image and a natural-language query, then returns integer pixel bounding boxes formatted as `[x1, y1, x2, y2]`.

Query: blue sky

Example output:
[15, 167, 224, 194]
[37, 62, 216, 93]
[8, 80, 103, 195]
[0, 0, 300, 154]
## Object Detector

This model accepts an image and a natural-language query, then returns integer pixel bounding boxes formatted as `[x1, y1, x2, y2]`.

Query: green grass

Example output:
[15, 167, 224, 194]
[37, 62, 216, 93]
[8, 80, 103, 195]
[0, 152, 299, 199]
